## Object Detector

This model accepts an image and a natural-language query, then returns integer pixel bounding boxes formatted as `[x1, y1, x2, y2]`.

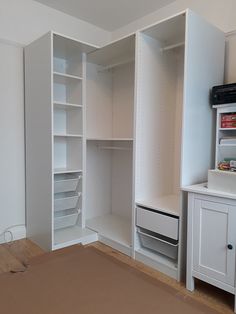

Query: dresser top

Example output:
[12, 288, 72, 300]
[182, 183, 236, 200]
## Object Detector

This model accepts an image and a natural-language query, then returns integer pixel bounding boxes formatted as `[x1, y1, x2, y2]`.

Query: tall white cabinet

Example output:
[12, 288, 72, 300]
[25, 32, 98, 250]
[85, 36, 135, 255]
[25, 10, 225, 279]
[134, 11, 225, 280]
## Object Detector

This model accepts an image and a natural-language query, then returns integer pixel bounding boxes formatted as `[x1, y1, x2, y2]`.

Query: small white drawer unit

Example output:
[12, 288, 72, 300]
[184, 183, 236, 313]
[135, 205, 180, 279]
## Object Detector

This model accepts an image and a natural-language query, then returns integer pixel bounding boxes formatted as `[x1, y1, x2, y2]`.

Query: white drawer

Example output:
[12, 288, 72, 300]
[136, 207, 179, 240]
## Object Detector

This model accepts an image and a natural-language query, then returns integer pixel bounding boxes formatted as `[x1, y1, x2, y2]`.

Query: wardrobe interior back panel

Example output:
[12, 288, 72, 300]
[135, 33, 184, 201]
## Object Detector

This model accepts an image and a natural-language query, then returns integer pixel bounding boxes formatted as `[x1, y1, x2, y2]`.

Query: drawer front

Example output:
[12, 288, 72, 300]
[136, 207, 179, 240]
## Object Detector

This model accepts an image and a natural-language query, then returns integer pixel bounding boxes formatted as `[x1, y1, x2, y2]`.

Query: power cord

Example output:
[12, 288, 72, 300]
[0, 224, 25, 244]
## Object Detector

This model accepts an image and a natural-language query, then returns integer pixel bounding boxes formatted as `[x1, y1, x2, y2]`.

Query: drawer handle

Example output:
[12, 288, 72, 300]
[138, 229, 178, 247]
[228, 244, 233, 250]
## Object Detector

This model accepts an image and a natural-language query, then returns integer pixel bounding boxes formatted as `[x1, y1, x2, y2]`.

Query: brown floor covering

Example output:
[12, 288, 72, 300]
[0, 244, 227, 314]
[0, 239, 234, 313]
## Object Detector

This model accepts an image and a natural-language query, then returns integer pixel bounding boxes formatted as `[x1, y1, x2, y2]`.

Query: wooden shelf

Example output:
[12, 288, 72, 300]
[86, 213, 131, 248]
[53, 226, 97, 250]
[136, 194, 181, 217]
[87, 137, 133, 141]
[54, 168, 83, 174]
[54, 134, 83, 138]
[53, 71, 83, 81]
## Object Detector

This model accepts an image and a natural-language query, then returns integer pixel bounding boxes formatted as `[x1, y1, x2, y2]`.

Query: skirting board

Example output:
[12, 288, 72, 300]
[135, 250, 178, 280]
[0, 225, 26, 244]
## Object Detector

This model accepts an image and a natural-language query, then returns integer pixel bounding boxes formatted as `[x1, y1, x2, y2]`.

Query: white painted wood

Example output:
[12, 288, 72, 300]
[136, 195, 181, 217]
[135, 249, 178, 280]
[186, 190, 236, 312]
[192, 270, 235, 295]
[186, 193, 195, 291]
[25, 32, 53, 251]
[136, 207, 179, 240]
[81, 52, 87, 229]
[86, 62, 113, 138]
[87, 213, 132, 249]
[183, 183, 236, 200]
[53, 225, 98, 249]
[53, 106, 83, 135]
[193, 198, 236, 286]
[134, 11, 225, 281]
[208, 170, 236, 194]
[135, 31, 181, 201]
[112, 62, 134, 138]
[85, 35, 135, 252]
[25, 31, 96, 251]
[181, 11, 225, 187]
[87, 35, 135, 66]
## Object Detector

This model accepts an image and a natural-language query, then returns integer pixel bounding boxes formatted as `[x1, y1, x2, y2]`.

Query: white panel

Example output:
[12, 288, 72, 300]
[0, 42, 25, 240]
[86, 141, 112, 219]
[112, 63, 134, 138]
[193, 199, 236, 286]
[135, 32, 181, 201]
[25, 32, 53, 251]
[111, 143, 133, 219]
[86, 63, 113, 138]
[136, 207, 179, 240]
[181, 11, 225, 186]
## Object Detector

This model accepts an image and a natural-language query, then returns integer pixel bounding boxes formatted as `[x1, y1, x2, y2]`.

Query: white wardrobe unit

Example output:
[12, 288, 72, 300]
[134, 11, 225, 280]
[25, 32, 98, 250]
[85, 36, 135, 255]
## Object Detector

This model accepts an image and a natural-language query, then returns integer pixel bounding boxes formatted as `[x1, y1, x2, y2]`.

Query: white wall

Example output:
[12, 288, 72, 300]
[0, 0, 110, 47]
[111, 0, 236, 85]
[0, 42, 25, 243]
[112, 0, 236, 40]
[0, 0, 110, 243]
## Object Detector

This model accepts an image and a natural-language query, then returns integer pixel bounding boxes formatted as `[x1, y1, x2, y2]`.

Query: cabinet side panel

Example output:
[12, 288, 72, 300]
[181, 11, 225, 186]
[25, 33, 53, 251]
[135, 33, 178, 200]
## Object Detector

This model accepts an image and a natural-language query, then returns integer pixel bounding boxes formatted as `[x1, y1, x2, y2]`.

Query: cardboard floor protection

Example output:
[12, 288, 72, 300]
[0, 245, 219, 314]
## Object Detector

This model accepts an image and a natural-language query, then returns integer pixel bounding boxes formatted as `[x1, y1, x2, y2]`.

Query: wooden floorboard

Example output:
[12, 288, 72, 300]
[0, 239, 234, 313]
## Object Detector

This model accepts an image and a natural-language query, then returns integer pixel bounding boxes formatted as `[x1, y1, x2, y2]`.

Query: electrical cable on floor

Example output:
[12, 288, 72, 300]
[0, 224, 25, 244]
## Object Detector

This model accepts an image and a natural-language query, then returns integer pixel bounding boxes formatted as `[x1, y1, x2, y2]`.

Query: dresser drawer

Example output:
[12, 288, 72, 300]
[136, 207, 179, 240]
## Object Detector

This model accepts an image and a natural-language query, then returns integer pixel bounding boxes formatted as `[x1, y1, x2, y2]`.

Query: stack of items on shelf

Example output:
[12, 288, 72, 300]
[221, 113, 236, 128]
[218, 111, 236, 171]
[218, 159, 236, 171]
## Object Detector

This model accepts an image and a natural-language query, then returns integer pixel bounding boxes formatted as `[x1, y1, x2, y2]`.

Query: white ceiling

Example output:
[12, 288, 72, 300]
[34, 0, 176, 31]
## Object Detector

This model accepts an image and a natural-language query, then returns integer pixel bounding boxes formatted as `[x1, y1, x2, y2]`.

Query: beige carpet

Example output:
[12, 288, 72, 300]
[0, 245, 219, 314]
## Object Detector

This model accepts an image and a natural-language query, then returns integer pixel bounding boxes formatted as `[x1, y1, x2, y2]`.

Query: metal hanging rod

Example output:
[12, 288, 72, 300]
[98, 58, 135, 72]
[98, 145, 132, 151]
[160, 41, 185, 52]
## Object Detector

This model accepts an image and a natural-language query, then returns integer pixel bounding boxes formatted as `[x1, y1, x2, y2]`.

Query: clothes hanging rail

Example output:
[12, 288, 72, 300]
[98, 58, 135, 72]
[98, 145, 132, 151]
[160, 41, 185, 52]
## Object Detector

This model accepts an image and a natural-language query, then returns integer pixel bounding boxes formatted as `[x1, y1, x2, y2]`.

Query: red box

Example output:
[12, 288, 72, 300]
[221, 113, 236, 122]
[221, 121, 236, 128]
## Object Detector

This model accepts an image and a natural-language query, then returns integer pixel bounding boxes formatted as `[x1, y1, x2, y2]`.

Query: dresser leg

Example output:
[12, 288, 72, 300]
[186, 275, 195, 292]
[234, 295, 236, 313]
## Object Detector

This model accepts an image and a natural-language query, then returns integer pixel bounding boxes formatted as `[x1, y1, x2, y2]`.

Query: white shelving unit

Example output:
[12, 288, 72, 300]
[213, 103, 236, 167]
[25, 32, 98, 250]
[134, 11, 225, 280]
[85, 35, 135, 256]
[25, 11, 225, 281]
